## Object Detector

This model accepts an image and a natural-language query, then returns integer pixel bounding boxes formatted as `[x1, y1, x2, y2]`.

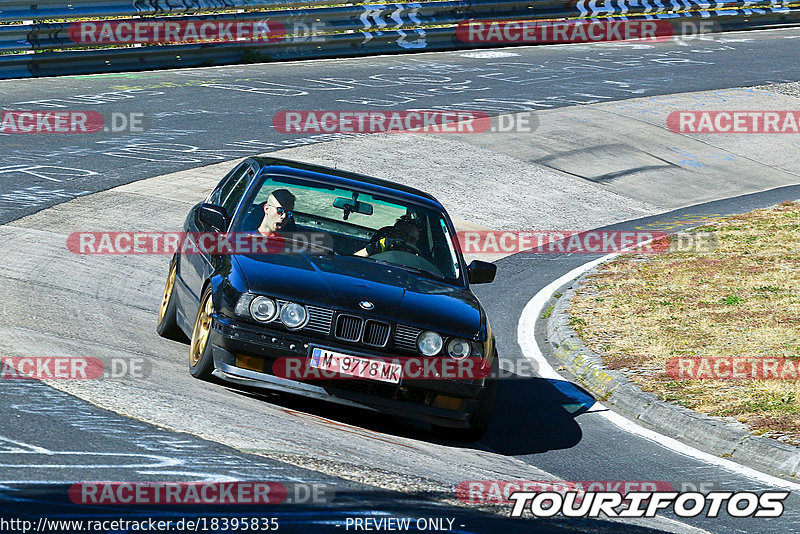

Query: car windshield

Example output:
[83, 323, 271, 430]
[232, 173, 462, 282]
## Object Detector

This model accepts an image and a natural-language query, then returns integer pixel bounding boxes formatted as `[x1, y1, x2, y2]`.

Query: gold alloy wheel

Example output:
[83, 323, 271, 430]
[158, 261, 177, 324]
[190, 292, 213, 366]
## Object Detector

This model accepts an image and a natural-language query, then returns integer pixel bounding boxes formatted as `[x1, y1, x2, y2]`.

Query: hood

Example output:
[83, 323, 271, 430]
[232, 253, 483, 337]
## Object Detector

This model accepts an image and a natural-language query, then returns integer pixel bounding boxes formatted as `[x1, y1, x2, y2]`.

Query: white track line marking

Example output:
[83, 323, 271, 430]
[517, 254, 800, 492]
[0, 436, 50, 454]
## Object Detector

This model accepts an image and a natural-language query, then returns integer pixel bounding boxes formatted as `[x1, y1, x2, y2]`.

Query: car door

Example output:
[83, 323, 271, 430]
[180, 161, 255, 320]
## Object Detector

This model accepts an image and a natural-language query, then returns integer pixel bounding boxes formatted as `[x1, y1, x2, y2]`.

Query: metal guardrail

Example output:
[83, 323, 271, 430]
[0, 0, 351, 21]
[0, 1, 536, 52]
[1, 0, 799, 79]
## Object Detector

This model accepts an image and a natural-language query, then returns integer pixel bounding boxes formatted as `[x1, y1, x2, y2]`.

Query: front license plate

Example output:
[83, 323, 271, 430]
[309, 347, 402, 384]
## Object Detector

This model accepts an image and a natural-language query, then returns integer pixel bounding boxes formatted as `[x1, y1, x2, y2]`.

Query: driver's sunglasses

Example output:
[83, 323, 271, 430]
[268, 203, 293, 218]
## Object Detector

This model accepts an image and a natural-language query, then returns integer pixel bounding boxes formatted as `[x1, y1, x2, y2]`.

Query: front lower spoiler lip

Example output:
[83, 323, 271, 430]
[211, 351, 475, 428]
[212, 360, 379, 412]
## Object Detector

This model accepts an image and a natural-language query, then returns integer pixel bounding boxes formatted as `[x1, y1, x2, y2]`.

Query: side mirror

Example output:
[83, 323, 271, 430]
[198, 203, 229, 232]
[468, 260, 496, 284]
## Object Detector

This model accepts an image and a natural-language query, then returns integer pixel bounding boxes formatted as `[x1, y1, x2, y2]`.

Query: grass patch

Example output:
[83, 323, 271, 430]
[569, 201, 800, 445]
[542, 305, 555, 320]
[568, 316, 587, 328]
[722, 295, 744, 306]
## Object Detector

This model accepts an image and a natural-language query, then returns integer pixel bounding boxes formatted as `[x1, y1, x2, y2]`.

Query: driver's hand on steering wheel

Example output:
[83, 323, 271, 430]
[366, 237, 420, 256]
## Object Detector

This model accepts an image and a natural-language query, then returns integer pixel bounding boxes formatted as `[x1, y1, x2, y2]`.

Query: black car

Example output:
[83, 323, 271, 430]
[157, 157, 498, 440]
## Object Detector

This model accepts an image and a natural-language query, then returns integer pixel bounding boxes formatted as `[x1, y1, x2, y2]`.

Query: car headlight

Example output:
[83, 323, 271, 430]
[447, 338, 472, 360]
[280, 302, 307, 329]
[235, 293, 256, 318]
[250, 296, 277, 322]
[417, 331, 443, 356]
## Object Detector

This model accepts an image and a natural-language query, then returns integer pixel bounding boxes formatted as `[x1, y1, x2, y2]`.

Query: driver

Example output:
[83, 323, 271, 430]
[355, 215, 422, 257]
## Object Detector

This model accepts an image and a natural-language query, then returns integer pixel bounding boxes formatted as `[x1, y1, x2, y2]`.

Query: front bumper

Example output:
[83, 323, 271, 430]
[209, 315, 486, 428]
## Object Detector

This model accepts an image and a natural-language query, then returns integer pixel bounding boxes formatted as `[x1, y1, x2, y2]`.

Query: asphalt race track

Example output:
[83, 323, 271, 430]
[1, 27, 800, 533]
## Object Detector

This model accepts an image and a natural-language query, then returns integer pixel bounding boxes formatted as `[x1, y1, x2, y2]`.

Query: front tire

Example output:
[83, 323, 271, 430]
[432, 352, 498, 442]
[156, 256, 186, 341]
[189, 286, 215, 380]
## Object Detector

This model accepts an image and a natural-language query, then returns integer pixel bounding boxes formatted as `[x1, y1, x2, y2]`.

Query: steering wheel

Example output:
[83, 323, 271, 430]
[391, 240, 423, 257]
[368, 236, 422, 257]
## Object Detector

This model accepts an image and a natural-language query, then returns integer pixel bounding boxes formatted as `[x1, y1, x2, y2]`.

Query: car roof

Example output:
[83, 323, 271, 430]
[250, 156, 444, 210]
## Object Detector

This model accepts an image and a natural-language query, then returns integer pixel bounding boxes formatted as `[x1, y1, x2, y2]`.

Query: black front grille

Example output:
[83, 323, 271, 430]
[306, 305, 334, 335]
[363, 320, 390, 347]
[271, 300, 333, 335]
[394, 324, 422, 353]
[335, 314, 363, 342]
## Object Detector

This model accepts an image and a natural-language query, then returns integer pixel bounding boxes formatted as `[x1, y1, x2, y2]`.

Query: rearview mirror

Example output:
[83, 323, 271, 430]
[333, 197, 373, 218]
[468, 260, 496, 284]
[198, 203, 229, 232]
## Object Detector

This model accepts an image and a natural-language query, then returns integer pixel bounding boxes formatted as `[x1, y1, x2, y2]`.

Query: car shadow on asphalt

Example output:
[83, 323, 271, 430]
[226, 385, 434, 440]
[225, 370, 596, 454]
[480, 373, 596, 455]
